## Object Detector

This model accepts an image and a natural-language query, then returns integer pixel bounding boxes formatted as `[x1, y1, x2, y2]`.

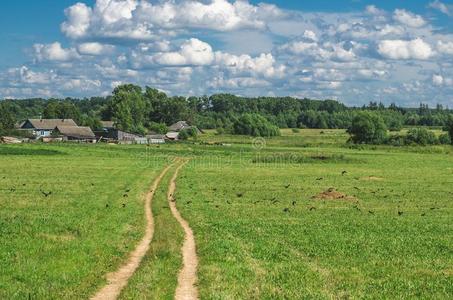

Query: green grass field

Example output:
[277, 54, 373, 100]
[0, 130, 452, 299]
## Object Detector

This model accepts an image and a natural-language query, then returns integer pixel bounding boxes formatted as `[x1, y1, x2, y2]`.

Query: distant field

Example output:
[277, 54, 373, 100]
[1, 130, 452, 299]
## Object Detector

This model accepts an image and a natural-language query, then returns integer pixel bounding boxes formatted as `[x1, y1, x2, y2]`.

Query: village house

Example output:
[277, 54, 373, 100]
[20, 119, 77, 137]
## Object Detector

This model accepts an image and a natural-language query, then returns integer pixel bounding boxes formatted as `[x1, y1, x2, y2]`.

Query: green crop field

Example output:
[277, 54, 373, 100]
[1, 130, 452, 299]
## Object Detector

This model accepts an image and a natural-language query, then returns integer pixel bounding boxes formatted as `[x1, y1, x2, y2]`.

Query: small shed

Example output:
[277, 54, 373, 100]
[54, 126, 96, 143]
[146, 134, 166, 144]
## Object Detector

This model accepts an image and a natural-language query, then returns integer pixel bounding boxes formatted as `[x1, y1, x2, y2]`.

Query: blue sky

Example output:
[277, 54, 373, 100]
[1, 0, 453, 106]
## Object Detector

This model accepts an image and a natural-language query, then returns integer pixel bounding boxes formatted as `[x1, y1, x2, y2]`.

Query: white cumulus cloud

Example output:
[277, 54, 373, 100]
[393, 9, 426, 27]
[153, 38, 214, 66]
[378, 38, 434, 60]
[77, 42, 115, 55]
[33, 42, 79, 62]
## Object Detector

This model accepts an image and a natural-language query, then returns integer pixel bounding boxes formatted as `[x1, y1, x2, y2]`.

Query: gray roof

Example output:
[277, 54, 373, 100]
[22, 119, 77, 130]
[55, 126, 95, 139]
[168, 121, 190, 132]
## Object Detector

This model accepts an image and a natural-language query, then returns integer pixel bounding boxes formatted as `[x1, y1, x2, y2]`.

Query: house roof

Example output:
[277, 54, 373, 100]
[55, 126, 95, 139]
[168, 121, 190, 132]
[100, 121, 115, 128]
[165, 132, 179, 139]
[23, 119, 77, 130]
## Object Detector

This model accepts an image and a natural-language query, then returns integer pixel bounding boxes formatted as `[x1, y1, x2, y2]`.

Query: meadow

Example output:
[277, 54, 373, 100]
[0, 129, 452, 299]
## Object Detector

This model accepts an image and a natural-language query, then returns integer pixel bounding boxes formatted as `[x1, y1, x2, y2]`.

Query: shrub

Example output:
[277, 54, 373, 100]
[232, 114, 280, 137]
[405, 128, 438, 146]
[445, 116, 453, 145]
[178, 127, 198, 140]
[148, 122, 168, 134]
[347, 112, 388, 144]
[386, 134, 406, 146]
[438, 133, 451, 145]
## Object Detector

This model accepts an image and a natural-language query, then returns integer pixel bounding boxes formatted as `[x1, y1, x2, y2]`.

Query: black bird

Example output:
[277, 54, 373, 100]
[125, 189, 131, 193]
[285, 184, 291, 189]
[398, 211, 403, 216]
[226, 200, 232, 204]
[354, 187, 360, 190]
[309, 206, 316, 211]
[40, 188, 51, 197]
[421, 213, 426, 216]
[123, 194, 128, 198]
[22, 183, 26, 186]
[292, 201, 297, 206]
[368, 210, 375, 215]
[253, 200, 261, 205]
[342, 171, 347, 175]
[352, 205, 361, 211]
[10, 187, 16, 192]
[122, 203, 126, 208]
[186, 201, 192, 205]
[105, 204, 109, 208]
[316, 177, 323, 181]
[283, 208, 290, 213]
[236, 192, 243, 198]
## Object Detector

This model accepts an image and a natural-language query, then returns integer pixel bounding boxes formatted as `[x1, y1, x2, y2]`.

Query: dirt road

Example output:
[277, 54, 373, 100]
[168, 160, 199, 300]
[91, 163, 174, 300]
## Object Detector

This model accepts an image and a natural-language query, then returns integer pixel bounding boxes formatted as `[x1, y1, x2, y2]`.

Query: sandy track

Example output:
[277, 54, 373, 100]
[168, 160, 199, 300]
[91, 162, 174, 300]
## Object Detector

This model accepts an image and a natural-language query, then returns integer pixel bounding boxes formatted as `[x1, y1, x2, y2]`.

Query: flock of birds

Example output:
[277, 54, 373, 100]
[182, 170, 442, 217]
[1, 171, 443, 216]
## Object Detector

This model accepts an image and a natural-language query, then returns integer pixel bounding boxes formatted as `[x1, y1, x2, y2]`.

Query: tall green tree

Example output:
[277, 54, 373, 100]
[348, 112, 388, 144]
[108, 84, 146, 133]
[0, 102, 16, 130]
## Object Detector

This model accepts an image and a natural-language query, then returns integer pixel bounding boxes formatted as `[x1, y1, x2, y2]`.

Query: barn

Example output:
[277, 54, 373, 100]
[53, 126, 96, 143]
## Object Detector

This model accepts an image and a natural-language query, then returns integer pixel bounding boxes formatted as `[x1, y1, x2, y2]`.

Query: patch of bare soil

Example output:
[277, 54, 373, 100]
[313, 187, 356, 200]
[168, 160, 199, 300]
[90, 163, 174, 300]
[360, 176, 384, 181]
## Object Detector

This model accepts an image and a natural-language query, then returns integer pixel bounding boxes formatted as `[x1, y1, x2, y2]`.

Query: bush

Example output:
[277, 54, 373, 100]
[348, 112, 388, 144]
[148, 122, 168, 134]
[405, 128, 438, 146]
[178, 127, 198, 140]
[232, 114, 280, 137]
[445, 116, 453, 145]
[439, 133, 451, 145]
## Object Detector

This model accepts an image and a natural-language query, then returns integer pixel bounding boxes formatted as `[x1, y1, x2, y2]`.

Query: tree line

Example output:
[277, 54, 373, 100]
[1, 84, 453, 141]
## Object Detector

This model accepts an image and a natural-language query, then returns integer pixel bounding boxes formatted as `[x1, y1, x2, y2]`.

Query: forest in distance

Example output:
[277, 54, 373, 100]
[1, 84, 453, 141]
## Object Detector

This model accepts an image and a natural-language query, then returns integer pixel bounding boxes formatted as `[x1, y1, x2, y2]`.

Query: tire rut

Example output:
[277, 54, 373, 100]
[91, 162, 175, 300]
[168, 160, 199, 300]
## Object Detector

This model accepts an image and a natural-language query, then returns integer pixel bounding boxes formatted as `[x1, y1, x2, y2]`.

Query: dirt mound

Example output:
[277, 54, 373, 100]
[313, 188, 355, 200]
[360, 176, 383, 181]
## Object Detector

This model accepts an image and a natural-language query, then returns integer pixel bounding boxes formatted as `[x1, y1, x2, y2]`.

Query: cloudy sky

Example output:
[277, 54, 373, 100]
[1, 0, 453, 106]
